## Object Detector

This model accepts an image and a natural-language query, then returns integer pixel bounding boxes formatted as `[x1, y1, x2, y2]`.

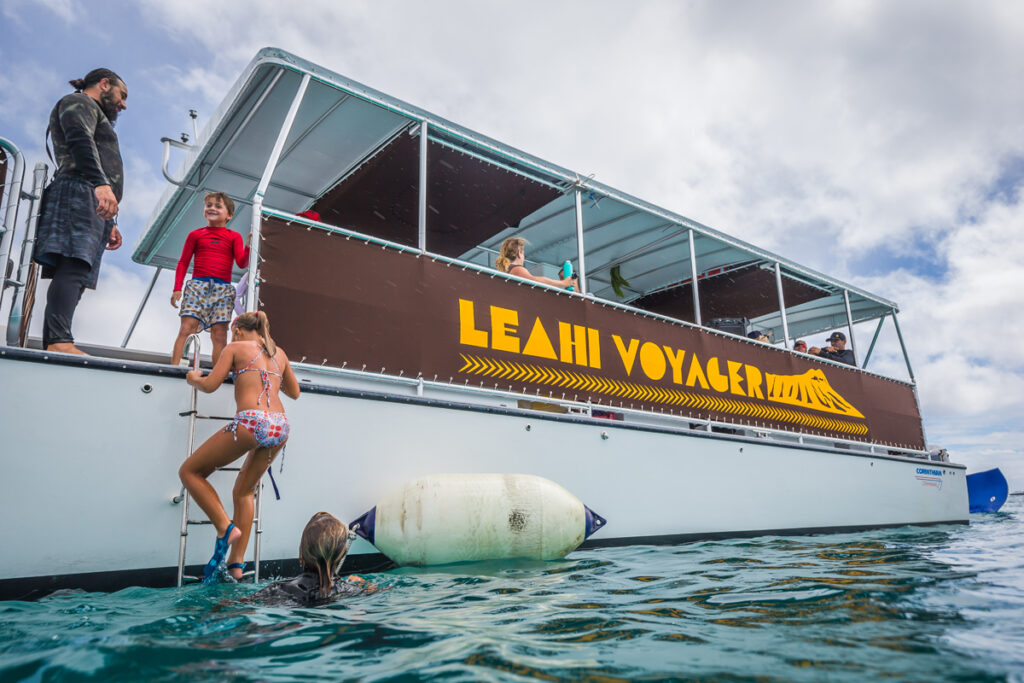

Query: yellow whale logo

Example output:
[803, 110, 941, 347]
[766, 368, 865, 419]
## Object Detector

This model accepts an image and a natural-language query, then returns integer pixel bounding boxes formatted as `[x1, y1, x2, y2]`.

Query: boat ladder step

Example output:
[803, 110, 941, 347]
[177, 409, 233, 421]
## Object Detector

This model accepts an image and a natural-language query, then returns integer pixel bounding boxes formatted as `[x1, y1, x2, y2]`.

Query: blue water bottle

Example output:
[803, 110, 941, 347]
[562, 261, 575, 291]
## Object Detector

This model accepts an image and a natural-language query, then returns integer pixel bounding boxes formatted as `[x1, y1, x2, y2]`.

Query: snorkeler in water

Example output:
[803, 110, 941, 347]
[244, 512, 369, 606]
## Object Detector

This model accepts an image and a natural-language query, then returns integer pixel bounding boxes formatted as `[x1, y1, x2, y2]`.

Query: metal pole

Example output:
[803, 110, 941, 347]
[890, 310, 915, 382]
[842, 289, 858, 366]
[0, 137, 26, 318]
[890, 310, 927, 445]
[861, 315, 886, 370]
[254, 479, 264, 583]
[418, 121, 428, 251]
[175, 333, 201, 587]
[688, 228, 701, 326]
[247, 73, 311, 312]
[121, 267, 162, 348]
[774, 262, 791, 349]
[573, 189, 587, 293]
[7, 163, 47, 346]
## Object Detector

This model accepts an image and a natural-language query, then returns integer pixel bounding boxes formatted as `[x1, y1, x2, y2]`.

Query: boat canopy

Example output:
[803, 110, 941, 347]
[134, 48, 899, 348]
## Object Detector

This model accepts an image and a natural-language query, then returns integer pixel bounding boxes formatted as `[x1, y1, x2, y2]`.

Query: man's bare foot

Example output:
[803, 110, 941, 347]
[46, 342, 88, 355]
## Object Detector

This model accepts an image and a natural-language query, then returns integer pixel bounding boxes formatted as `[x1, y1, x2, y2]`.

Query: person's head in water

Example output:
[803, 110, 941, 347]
[69, 68, 127, 123]
[299, 512, 354, 598]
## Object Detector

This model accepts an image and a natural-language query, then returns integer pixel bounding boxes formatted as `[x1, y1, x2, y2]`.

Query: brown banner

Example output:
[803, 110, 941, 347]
[260, 218, 925, 449]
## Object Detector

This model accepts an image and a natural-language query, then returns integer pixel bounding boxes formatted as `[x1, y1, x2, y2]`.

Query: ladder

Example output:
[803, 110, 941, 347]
[172, 333, 265, 587]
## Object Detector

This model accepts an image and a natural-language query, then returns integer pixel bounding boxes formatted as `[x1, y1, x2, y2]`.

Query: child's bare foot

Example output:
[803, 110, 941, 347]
[47, 342, 87, 355]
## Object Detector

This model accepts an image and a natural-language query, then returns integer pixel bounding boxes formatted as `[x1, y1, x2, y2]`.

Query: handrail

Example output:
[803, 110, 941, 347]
[160, 137, 195, 187]
[291, 359, 933, 459]
[172, 333, 202, 505]
[0, 137, 26, 318]
[7, 163, 48, 346]
[173, 333, 201, 587]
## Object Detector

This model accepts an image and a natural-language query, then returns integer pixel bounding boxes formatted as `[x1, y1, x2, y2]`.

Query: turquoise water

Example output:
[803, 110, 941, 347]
[3, 498, 1022, 682]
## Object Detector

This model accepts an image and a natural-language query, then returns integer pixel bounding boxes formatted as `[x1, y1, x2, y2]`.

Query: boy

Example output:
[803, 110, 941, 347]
[170, 192, 249, 365]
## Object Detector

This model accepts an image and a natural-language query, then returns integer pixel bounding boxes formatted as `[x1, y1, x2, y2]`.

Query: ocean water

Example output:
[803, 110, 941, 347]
[2, 498, 1022, 682]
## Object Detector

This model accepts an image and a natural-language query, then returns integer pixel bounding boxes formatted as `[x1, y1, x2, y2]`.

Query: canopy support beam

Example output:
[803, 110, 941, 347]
[418, 121, 428, 251]
[843, 289, 858, 366]
[861, 315, 886, 370]
[774, 262, 791, 349]
[891, 310, 915, 382]
[574, 190, 586, 293]
[688, 229, 701, 326]
[121, 267, 162, 348]
[247, 73, 311, 312]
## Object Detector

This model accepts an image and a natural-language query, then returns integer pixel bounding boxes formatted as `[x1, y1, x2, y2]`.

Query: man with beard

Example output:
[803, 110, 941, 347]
[34, 68, 127, 354]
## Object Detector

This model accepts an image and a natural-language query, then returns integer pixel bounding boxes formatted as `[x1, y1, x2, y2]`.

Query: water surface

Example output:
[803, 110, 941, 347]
[2, 497, 1022, 681]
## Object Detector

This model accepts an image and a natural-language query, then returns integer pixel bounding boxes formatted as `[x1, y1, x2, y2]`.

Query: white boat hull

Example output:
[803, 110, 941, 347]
[0, 351, 968, 599]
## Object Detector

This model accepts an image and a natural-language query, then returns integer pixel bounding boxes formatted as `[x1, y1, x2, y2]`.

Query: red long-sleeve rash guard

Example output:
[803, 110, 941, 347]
[173, 227, 250, 291]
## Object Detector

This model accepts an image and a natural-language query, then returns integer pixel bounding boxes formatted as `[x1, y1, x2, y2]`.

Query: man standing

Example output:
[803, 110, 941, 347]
[810, 331, 855, 366]
[34, 68, 127, 354]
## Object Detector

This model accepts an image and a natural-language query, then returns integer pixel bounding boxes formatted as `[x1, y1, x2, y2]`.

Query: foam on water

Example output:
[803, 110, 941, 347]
[2, 497, 1022, 681]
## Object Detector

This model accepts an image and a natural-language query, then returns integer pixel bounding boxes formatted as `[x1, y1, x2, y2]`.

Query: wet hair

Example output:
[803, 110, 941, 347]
[299, 512, 353, 598]
[233, 311, 276, 356]
[495, 237, 526, 273]
[69, 68, 123, 92]
[204, 191, 235, 218]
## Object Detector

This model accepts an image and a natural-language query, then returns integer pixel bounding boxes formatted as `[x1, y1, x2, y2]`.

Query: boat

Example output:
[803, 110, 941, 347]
[0, 48, 979, 600]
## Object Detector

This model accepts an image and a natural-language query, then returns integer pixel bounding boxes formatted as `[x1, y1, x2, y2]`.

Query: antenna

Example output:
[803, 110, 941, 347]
[188, 109, 198, 141]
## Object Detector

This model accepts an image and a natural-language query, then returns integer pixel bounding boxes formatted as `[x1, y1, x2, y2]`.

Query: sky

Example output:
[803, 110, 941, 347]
[1, 0, 1022, 488]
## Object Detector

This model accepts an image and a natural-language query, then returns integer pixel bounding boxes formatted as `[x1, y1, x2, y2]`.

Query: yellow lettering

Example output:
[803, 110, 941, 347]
[706, 357, 729, 393]
[458, 299, 488, 348]
[559, 322, 588, 366]
[522, 317, 557, 360]
[686, 353, 710, 389]
[612, 335, 640, 376]
[639, 341, 667, 381]
[490, 306, 519, 353]
[663, 346, 686, 385]
[745, 364, 764, 399]
[587, 328, 602, 369]
[727, 360, 745, 396]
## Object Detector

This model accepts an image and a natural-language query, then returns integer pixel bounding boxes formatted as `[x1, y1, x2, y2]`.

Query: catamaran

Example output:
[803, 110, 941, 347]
[0, 48, 991, 600]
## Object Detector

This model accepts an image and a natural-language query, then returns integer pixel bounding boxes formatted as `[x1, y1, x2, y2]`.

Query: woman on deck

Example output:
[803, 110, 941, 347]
[179, 311, 301, 583]
[495, 237, 577, 289]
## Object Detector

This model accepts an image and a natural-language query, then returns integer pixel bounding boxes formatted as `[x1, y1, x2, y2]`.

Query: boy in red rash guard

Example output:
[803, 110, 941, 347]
[170, 192, 249, 365]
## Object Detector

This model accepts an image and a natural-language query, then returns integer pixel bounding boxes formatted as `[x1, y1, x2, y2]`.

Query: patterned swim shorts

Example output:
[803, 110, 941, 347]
[180, 278, 235, 329]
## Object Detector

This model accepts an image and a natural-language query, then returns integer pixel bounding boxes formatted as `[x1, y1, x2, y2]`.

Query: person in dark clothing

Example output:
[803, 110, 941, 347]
[810, 331, 856, 366]
[243, 512, 369, 606]
[34, 68, 127, 354]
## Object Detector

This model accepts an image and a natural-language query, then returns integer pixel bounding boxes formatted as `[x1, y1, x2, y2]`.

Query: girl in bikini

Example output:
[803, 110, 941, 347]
[179, 310, 301, 583]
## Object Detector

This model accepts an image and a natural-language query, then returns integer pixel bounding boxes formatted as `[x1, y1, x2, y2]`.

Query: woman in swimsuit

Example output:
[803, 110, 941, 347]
[494, 237, 577, 288]
[179, 310, 301, 583]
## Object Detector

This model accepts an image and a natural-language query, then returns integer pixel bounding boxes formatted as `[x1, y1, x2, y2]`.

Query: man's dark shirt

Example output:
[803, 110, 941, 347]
[48, 92, 124, 201]
[817, 348, 856, 366]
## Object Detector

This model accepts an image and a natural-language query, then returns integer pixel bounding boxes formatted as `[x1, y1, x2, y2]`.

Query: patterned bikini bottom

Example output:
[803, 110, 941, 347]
[224, 409, 290, 449]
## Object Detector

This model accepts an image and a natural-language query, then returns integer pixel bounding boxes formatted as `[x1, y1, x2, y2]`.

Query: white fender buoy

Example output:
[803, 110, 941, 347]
[350, 473, 607, 566]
